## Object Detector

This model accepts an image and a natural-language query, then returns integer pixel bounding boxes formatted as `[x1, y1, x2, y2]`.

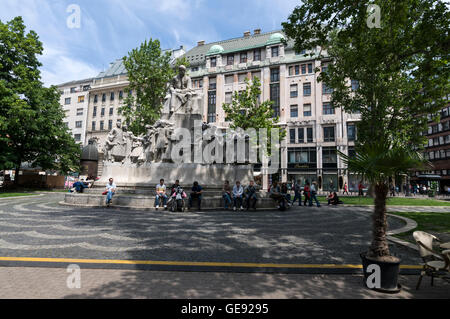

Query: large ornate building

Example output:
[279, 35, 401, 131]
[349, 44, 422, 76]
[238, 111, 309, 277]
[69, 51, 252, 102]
[184, 29, 361, 191]
[58, 78, 93, 146]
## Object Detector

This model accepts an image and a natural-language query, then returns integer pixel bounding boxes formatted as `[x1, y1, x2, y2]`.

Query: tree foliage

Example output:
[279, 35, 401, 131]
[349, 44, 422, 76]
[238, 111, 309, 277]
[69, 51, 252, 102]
[0, 17, 81, 184]
[120, 39, 174, 135]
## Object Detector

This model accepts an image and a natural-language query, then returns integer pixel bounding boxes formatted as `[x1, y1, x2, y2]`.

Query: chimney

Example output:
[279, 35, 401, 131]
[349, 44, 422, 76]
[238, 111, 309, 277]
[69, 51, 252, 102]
[244, 31, 251, 37]
[197, 40, 205, 46]
[254, 28, 261, 35]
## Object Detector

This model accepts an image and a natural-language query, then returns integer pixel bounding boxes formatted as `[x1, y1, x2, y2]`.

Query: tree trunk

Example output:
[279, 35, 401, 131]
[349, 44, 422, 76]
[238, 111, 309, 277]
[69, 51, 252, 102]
[367, 182, 394, 261]
[13, 165, 20, 186]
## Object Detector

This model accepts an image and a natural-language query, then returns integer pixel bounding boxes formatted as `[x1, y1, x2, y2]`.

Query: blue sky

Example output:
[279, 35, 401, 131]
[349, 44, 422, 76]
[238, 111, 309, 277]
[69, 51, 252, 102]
[0, 0, 301, 86]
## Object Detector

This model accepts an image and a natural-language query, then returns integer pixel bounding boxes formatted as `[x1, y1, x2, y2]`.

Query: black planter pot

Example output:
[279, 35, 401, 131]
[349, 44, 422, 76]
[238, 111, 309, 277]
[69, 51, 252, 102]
[360, 252, 402, 293]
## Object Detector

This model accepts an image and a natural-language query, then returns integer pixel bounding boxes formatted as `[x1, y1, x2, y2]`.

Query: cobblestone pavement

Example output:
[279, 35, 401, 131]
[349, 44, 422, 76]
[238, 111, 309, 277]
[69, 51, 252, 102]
[0, 267, 448, 299]
[1, 193, 448, 268]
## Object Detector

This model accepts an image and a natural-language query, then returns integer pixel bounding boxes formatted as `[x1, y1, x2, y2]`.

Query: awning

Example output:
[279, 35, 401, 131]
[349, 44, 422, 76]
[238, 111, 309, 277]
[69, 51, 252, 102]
[417, 175, 441, 180]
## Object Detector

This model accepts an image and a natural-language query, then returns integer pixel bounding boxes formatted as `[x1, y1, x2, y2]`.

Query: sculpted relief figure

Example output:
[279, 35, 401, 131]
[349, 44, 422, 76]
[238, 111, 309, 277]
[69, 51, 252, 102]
[153, 120, 175, 163]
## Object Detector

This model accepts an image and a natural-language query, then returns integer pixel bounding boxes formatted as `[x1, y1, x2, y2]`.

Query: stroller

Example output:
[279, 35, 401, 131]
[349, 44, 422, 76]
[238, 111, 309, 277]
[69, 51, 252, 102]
[168, 186, 187, 212]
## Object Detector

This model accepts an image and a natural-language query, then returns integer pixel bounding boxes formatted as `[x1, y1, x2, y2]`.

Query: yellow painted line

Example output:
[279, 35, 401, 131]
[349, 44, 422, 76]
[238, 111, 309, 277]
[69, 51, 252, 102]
[0, 257, 422, 269]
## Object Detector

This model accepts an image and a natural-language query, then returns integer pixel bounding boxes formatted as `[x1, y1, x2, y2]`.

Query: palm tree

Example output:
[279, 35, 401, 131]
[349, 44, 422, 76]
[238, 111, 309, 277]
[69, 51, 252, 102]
[339, 141, 429, 262]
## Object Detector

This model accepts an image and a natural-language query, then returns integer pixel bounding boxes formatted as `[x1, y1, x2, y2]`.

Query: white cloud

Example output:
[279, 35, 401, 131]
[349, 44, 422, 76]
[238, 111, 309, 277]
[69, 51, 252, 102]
[40, 45, 99, 86]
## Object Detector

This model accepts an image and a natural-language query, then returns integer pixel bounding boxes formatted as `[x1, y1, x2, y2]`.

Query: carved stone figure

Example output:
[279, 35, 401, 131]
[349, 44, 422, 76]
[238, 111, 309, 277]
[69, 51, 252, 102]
[167, 65, 193, 114]
[110, 122, 126, 162]
[153, 120, 174, 162]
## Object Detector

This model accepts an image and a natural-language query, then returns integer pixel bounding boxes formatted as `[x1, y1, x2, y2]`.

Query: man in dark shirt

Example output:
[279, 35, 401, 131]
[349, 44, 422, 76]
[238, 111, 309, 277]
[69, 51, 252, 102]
[244, 180, 258, 210]
[188, 181, 203, 210]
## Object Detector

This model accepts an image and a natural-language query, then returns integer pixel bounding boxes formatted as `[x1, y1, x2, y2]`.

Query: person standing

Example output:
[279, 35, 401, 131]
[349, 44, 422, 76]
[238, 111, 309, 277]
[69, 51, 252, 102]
[244, 180, 258, 210]
[105, 178, 116, 207]
[343, 182, 349, 195]
[303, 182, 311, 206]
[222, 180, 232, 210]
[309, 181, 321, 207]
[232, 181, 244, 211]
[155, 179, 168, 210]
[358, 181, 364, 197]
[189, 181, 203, 210]
[292, 180, 302, 206]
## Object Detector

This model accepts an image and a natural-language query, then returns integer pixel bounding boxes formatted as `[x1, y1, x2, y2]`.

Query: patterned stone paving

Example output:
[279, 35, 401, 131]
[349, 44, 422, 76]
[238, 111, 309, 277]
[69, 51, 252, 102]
[2, 193, 446, 267]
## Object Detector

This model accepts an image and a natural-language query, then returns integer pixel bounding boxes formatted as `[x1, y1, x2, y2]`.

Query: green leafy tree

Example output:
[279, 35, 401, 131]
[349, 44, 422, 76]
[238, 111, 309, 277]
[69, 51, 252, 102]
[222, 77, 285, 156]
[0, 17, 81, 185]
[283, 0, 449, 261]
[120, 39, 174, 135]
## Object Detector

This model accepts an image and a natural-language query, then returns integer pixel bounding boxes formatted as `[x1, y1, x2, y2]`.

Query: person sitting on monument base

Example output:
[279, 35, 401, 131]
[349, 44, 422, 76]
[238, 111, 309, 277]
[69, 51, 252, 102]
[188, 181, 203, 211]
[232, 181, 244, 211]
[222, 180, 232, 210]
[244, 180, 258, 210]
[155, 179, 168, 210]
[105, 178, 116, 207]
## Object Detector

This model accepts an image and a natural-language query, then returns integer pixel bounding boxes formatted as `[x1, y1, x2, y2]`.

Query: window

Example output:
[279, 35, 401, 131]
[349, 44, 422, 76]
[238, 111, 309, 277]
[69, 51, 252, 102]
[93, 106, 97, 117]
[91, 121, 96, 131]
[119, 91, 123, 99]
[322, 147, 337, 168]
[109, 108, 113, 116]
[290, 105, 298, 118]
[301, 64, 306, 74]
[270, 69, 280, 118]
[351, 80, 359, 91]
[270, 68, 280, 82]
[210, 57, 216, 67]
[227, 55, 234, 66]
[63, 122, 69, 128]
[290, 129, 296, 143]
[110, 92, 115, 101]
[101, 108, 105, 116]
[303, 83, 311, 96]
[70, 87, 76, 93]
[238, 73, 247, 83]
[271, 46, 279, 57]
[290, 84, 298, 98]
[298, 128, 304, 143]
[208, 90, 216, 123]
[323, 102, 334, 115]
[78, 96, 84, 103]
[225, 92, 232, 104]
[76, 108, 83, 116]
[74, 134, 81, 142]
[295, 65, 300, 75]
[347, 123, 356, 141]
[93, 95, 98, 103]
[191, 66, 199, 72]
[100, 121, 104, 131]
[307, 127, 313, 142]
[83, 85, 90, 91]
[102, 94, 106, 102]
[308, 63, 313, 73]
[209, 77, 216, 90]
[287, 147, 316, 168]
[324, 126, 335, 142]
[240, 52, 247, 63]
[65, 98, 71, 105]
[323, 83, 333, 94]
[108, 120, 113, 130]
[253, 49, 261, 61]
[252, 71, 261, 81]
[225, 75, 234, 84]
[75, 121, 82, 128]
[303, 104, 312, 116]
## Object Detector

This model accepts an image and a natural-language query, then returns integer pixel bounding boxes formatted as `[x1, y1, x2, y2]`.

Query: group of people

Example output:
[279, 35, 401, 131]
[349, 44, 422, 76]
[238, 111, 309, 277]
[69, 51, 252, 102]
[222, 180, 259, 211]
[155, 179, 203, 210]
[269, 180, 322, 209]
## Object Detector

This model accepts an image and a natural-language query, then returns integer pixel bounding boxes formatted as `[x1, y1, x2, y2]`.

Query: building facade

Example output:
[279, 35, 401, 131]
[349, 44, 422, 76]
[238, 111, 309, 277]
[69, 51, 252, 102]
[58, 79, 93, 146]
[413, 99, 450, 193]
[183, 29, 361, 191]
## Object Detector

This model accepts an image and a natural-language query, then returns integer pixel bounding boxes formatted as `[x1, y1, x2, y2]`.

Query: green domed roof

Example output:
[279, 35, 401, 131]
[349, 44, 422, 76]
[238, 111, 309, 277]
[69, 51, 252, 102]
[207, 44, 225, 55]
[266, 33, 285, 45]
